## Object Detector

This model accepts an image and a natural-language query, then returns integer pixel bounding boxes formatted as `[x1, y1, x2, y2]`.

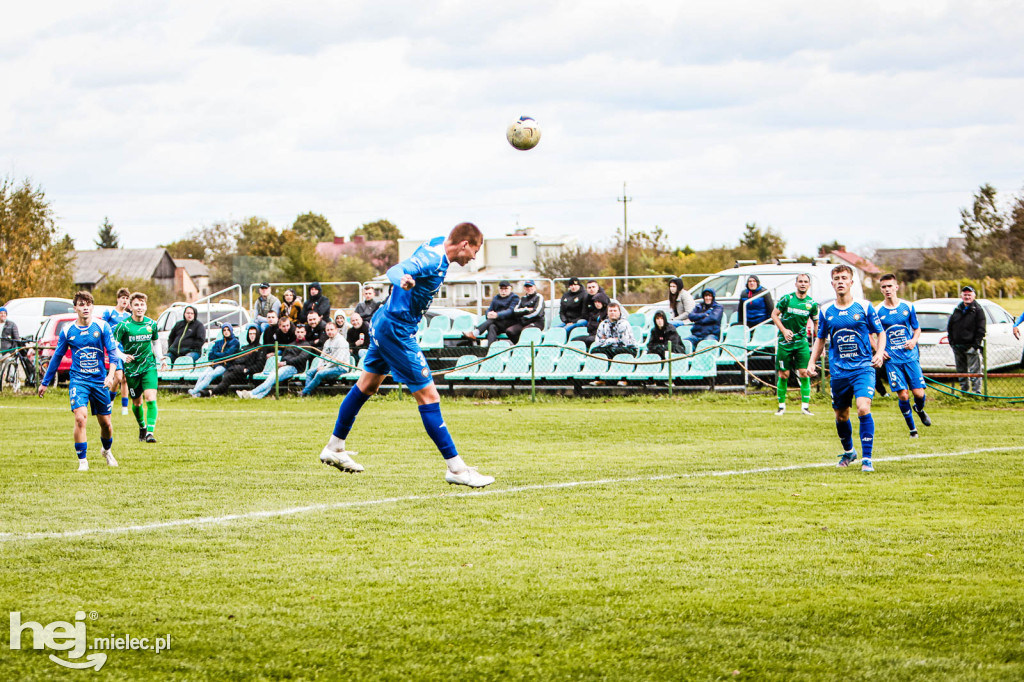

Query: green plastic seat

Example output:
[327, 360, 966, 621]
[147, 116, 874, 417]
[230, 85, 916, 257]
[252, 356, 278, 382]
[447, 315, 476, 338]
[565, 340, 587, 354]
[749, 323, 778, 349]
[516, 327, 543, 346]
[419, 328, 444, 350]
[428, 315, 451, 332]
[541, 327, 567, 346]
[548, 351, 584, 380]
[602, 353, 637, 381]
[630, 353, 663, 381]
[577, 354, 609, 381]
[718, 325, 750, 365]
[446, 354, 479, 380]
[627, 312, 646, 327]
[568, 326, 589, 341]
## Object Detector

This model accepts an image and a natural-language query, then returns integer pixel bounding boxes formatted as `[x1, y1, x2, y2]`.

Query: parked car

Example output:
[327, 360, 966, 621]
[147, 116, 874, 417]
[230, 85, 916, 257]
[155, 302, 251, 354]
[1, 297, 74, 340]
[35, 313, 112, 382]
[912, 298, 1023, 371]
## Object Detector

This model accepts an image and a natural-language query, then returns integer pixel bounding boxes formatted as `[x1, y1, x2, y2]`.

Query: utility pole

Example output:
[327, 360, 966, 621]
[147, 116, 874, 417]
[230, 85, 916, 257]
[618, 182, 632, 293]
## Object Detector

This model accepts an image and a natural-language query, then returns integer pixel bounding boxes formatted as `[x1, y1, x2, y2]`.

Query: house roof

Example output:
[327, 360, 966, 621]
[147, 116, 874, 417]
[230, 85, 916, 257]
[874, 238, 967, 272]
[174, 258, 210, 278]
[73, 249, 176, 286]
[830, 250, 880, 275]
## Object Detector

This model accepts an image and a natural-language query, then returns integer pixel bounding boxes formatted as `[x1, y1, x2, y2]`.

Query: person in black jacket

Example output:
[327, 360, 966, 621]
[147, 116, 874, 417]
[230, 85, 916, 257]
[198, 326, 265, 397]
[581, 288, 610, 348]
[301, 282, 332, 324]
[647, 310, 683, 358]
[505, 280, 545, 343]
[263, 314, 296, 356]
[347, 312, 370, 361]
[463, 280, 519, 344]
[165, 305, 205, 363]
[305, 310, 328, 352]
[239, 324, 313, 399]
[556, 277, 587, 330]
[353, 285, 380, 320]
[947, 285, 986, 394]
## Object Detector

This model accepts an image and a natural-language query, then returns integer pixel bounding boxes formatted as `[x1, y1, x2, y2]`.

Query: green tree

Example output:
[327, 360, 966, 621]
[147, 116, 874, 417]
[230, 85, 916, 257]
[0, 178, 74, 302]
[959, 184, 1024, 277]
[817, 240, 845, 256]
[738, 223, 786, 262]
[293, 212, 334, 243]
[174, 221, 241, 290]
[160, 237, 207, 260]
[352, 219, 402, 241]
[235, 217, 285, 257]
[95, 217, 120, 249]
[93, 276, 174, 312]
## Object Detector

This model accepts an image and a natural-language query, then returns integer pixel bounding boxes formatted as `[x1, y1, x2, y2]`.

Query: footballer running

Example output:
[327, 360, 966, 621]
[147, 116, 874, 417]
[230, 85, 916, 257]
[318, 222, 496, 487]
[113, 292, 164, 443]
[876, 273, 932, 437]
[771, 273, 818, 416]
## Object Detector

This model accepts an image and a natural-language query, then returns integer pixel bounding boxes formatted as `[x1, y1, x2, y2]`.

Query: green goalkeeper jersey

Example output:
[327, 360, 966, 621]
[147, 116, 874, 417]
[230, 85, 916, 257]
[113, 316, 160, 376]
[775, 292, 818, 348]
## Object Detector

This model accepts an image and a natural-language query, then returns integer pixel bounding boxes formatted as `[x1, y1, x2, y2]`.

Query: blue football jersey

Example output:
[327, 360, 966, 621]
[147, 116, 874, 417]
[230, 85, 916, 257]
[102, 309, 131, 328]
[41, 319, 123, 387]
[817, 300, 882, 375]
[382, 236, 449, 327]
[875, 301, 920, 364]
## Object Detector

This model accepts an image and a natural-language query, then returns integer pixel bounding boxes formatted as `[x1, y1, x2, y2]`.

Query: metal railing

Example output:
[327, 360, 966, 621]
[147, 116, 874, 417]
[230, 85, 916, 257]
[248, 281, 365, 319]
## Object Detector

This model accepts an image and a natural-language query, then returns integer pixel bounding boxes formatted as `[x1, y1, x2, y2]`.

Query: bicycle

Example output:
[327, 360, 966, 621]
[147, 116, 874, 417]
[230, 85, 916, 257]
[0, 341, 37, 392]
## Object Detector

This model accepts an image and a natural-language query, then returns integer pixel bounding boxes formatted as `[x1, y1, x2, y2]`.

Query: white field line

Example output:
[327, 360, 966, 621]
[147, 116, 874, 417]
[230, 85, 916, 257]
[1, 446, 1019, 544]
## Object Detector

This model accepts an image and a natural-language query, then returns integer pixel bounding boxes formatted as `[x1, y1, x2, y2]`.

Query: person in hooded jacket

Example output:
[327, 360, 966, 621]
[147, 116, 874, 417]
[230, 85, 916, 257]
[165, 305, 206, 364]
[736, 275, 774, 327]
[188, 323, 239, 396]
[263, 315, 297, 360]
[580, 289, 610, 348]
[280, 288, 303, 324]
[590, 300, 640, 358]
[684, 289, 724, 349]
[556, 277, 587, 329]
[239, 324, 314, 399]
[198, 325, 266, 397]
[301, 282, 332, 324]
[667, 277, 695, 327]
[647, 310, 684, 358]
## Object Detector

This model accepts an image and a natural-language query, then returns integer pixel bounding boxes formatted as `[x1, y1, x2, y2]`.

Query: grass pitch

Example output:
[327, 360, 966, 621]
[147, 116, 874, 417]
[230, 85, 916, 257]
[1, 390, 1023, 681]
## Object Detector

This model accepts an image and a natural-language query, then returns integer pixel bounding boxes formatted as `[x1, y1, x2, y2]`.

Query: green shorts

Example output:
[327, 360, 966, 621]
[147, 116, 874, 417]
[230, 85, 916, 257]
[776, 343, 810, 373]
[127, 369, 159, 398]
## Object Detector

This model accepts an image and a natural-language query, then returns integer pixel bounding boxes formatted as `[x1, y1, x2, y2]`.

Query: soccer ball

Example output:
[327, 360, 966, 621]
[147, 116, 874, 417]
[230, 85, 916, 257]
[506, 116, 541, 151]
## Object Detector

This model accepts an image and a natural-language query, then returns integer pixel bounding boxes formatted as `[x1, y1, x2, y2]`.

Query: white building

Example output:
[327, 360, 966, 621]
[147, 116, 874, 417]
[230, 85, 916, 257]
[395, 227, 576, 308]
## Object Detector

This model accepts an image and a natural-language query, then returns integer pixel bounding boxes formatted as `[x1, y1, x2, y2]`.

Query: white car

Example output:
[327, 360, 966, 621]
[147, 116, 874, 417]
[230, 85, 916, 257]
[1, 297, 75, 340]
[912, 298, 1023, 371]
[156, 302, 252, 354]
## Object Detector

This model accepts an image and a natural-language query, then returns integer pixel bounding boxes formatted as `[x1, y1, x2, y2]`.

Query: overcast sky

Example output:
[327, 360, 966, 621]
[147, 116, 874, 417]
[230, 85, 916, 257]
[2, 0, 1022, 257]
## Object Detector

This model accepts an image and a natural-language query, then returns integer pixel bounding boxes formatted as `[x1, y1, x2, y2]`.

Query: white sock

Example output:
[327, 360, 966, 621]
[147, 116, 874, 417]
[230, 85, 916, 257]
[327, 435, 346, 451]
[802, 403, 810, 409]
[446, 455, 467, 473]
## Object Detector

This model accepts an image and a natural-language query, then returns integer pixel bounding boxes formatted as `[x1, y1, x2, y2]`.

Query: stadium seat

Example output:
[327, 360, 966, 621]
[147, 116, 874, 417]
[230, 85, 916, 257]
[726, 311, 738, 326]
[516, 327, 543, 346]
[532, 346, 560, 378]
[681, 339, 693, 355]
[470, 350, 508, 381]
[631, 324, 647, 345]
[749, 323, 777, 350]
[341, 358, 365, 382]
[419, 328, 444, 350]
[252, 357, 278, 381]
[577, 354, 609, 381]
[649, 352, 690, 381]
[718, 325, 750, 365]
[684, 347, 718, 379]
[628, 312, 646, 328]
[568, 326, 589, 341]
[548, 350, 585, 380]
[499, 346, 534, 379]
[448, 315, 475, 338]
[446, 354, 480, 380]
[630, 353, 663, 381]
[541, 327, 567, 346]
[428, 315, 451, 333]
[417, 318, 427, 332]
[566, 340, 587, 354]
[487, 340, 512, 355]
[602, 353, 637, 381]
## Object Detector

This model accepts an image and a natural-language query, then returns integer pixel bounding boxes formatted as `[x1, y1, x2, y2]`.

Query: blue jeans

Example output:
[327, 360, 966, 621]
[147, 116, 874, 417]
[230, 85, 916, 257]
[563, 320, 587, 333]
[190, 365, 226, 395]
[685, 333, 718, 349]
[670, 320, 689, 328]
[302, 365, 344, 396]
[251, 364, 299, 399]
[167, 350, 201, 364]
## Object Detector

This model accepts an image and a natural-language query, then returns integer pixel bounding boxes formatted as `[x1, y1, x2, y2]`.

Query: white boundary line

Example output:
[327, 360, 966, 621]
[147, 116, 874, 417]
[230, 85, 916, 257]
[1, 446, 1019, 543]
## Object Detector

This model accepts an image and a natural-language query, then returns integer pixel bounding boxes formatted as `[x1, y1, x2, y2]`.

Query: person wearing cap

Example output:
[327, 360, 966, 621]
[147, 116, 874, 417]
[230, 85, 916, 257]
[0, 306, 20, 353]
[252, 283, 281, 332]
[463, 279, 519, 344]
[354, 285, 381, 320]
[301, 282, 332, 325]
[555, 277, 587, 329]
[505, 280, 545, 343]
[189, 322, 239, 397]
[947, 285, 986, 394]
[683, 289, 724, 349]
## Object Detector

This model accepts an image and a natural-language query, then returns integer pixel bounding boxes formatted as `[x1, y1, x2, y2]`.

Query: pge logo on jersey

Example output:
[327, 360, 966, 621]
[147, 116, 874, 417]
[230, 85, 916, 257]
[9, 611, 171, 671]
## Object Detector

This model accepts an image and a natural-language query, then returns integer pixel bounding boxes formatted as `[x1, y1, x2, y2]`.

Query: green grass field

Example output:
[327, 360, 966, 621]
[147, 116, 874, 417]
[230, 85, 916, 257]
[2, 391, 1023, 681]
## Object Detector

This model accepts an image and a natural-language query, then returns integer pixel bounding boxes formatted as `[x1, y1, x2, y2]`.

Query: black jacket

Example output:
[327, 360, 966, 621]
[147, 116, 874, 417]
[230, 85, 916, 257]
[263, 325, 296, 348]
[354, 300, 380, 319]
[229, 332, 268, 376]
[167, 310, 206, 355]
[306, 320, 328, 351]
[947, 301, 986, 348]
[559, 289, 587, 324]
[347, 324, 369, 353]
[585, 291, 610, 335]
[514, 293, 545, 325]
[301, 293, 331, 323]
[281, 339, 313, 371]
[647, 320, 683, 355]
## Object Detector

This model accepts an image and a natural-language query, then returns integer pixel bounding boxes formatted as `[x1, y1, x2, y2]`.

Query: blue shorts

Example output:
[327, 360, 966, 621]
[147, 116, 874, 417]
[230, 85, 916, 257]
[885, 360, 926, 393]
[69, 381, 112, 416]
[362, 311, 433, 393]
[830, 368, 875, 410]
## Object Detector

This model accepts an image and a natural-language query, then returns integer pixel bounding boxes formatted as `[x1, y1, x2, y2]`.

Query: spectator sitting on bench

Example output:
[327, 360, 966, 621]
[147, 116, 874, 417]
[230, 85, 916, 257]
[736, 275, 774, 328]
[301, 282, 331, 323]
[252, 283, 281, 331]
[280, 288, 303, 324]
[354, 285, 380, 319]
[188, 323, 239, 397]
[463, 280, 519, 344]
[306, 309, 328, 352]
[301, 321, 351, 396]
[165, 305, 205, 365]
[591, 300, 640, 358]
[238, 324, 312, 399]
[647, 310, 683, 358]
[347, 312, 369, 361]
[196, 325, 265, 397]
[580, 287, 610, 348]
[684, 289, 724, 349]
[263, 313, 295, 356]
[505, 280, 545, 344]
[667, 277, 695, 328]
[555, 277, 587, 330]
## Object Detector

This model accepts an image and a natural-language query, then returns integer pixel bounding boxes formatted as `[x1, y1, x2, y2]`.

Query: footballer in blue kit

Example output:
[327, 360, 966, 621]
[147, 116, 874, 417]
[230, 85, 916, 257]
[807, 265, 885, 472]
[876, 273, 931, 437]
[39, 291, 125, 471]
[318, 222, 497, 488]
[102, 287, 133, 414]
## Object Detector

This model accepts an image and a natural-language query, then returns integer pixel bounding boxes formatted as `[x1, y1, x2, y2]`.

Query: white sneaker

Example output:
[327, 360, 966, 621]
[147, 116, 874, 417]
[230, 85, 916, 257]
[445, 466, 495, 488]
[78, 459, 89, 472]
[319, 448, 364, 473]
[121, 406, 129, 416]
[774, 405, 786, 416]
[801, 405, 814, 416]
[102, 449, 118, 467]
[235, 390, 252, 399]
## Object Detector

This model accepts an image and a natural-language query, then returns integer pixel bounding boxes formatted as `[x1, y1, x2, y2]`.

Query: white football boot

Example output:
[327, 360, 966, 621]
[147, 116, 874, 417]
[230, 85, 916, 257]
[445, 467, 495, 488]
[319, 445, 364, 473]
[102, 449, 118, 467]
[78, 458, 89, 472]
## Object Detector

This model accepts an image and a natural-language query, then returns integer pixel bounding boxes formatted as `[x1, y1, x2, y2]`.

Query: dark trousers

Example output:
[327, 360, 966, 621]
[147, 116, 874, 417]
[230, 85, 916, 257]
[505, 320, 543, 344]
[952, 344, 982, 393]
[591, 343, 638, 358]
[208, 367, 249, 395]
[475, 318, 515, 344]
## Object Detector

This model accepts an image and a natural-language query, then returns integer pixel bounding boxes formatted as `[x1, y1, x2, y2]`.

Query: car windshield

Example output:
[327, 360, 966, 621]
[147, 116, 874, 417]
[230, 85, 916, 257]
[916, 312, 949, 332]
[43, 300, 74, 316]
[690, 275, 739, 299]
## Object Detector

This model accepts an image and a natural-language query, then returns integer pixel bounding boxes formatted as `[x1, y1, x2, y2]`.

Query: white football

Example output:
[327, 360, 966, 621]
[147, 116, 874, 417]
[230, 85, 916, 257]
[506, 116, 541, 151]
